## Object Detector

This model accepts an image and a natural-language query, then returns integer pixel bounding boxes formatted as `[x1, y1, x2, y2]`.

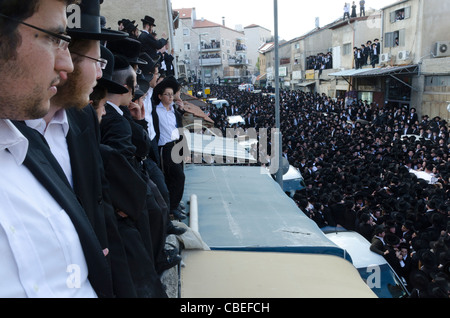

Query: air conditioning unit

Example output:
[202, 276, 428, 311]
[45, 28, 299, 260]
[380, 53, 391, 63]
[397, 50, 411, 61]
[433, 41, 450, 58]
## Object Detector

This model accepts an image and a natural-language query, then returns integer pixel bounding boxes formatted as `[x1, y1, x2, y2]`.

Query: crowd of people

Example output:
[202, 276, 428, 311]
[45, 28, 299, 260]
[306, 52, 333, 71]
[354, 38, 381, 69]
[204, 85, 450, 298]
[1, 0, 448, 299]
[0, 0, 187, 298]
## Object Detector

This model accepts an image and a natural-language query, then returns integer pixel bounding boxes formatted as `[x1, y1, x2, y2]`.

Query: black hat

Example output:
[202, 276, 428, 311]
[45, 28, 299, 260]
[152, 76, 180, 105]
[137, 77, 150, 94]
[67, 0, 128, 41]
[141, 15, 156, 27]
[97, 46, 129, 94]
[113, 54, 130, 71]
[123, 20, 138, 34]
[132, 89, 146, 102]
[106, 38, 148, 65]
[139, 52, 161, 81]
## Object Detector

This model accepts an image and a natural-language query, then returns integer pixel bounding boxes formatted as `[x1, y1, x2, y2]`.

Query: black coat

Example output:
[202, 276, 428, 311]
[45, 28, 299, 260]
[101, 103, 140, 170]
[138, 31, 168, 60]
[66, 106, 137, 297]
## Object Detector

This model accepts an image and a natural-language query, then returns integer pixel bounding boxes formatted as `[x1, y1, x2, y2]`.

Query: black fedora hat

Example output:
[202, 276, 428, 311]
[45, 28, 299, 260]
[139, 52, 161, 81]
[152, 76, 180, 105]
[141, 15, 156, 26]
[106, 37, 148, 66]
[67, 0, 128, 41]
[97, 45, 129, 94]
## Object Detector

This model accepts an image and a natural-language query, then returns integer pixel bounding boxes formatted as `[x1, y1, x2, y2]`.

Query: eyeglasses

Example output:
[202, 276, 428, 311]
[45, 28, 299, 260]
[71, 52, 108, 70]
[162, 93, 174, 98]
[0, 13, 71, 50]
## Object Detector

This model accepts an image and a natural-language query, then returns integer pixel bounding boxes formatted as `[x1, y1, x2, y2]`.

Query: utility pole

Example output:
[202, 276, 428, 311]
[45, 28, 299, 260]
[274, 0, 283, 189]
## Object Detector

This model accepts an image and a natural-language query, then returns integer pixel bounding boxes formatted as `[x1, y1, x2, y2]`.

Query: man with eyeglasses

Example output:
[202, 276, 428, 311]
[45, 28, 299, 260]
[10, 0, 140, 298]
[0, 0, 116, 298]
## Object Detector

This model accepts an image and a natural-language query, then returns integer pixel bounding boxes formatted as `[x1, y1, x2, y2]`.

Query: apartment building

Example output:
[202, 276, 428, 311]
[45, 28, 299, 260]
[173, 8, 251, 85]
[243, 24, 273, 75]
[329, 0, 450, 120]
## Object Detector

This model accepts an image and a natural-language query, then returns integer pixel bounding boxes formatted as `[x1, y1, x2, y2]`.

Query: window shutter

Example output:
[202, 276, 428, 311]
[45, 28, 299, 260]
[385, 32, 393, 48]
[390, 12, 396, 23]
[404, 6, 411, 19]
[398, 29, 405, 46]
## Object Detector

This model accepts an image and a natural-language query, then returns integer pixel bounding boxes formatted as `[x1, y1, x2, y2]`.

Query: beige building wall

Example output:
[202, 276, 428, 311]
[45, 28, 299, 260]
[380, 0, 450, 121]
[100, 0, 172, 42]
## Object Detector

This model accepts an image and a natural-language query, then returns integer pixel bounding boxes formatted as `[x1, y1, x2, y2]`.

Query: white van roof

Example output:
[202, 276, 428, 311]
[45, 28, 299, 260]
[325, 231, 387, 269]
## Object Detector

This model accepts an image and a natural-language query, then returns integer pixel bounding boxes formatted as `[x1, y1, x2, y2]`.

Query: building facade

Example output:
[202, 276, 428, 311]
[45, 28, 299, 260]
[173, 8, 252, 85]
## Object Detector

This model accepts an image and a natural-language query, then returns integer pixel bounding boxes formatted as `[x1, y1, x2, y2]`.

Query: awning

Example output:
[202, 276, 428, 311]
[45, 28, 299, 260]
[330, 65, 419, 78]
[296, 81, 316, 87]
[255, 73, 266, 81]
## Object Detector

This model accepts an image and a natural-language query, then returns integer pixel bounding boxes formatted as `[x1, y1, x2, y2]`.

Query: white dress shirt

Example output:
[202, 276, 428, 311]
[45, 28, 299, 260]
[156, 102, 180, 146]
[26, 109, 72, 187]
[143, 89, 157, 140]
[0, 119, 96, 298]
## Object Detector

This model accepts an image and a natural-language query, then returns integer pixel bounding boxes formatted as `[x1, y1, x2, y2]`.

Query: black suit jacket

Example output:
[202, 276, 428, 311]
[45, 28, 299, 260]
[12, 120, 114, 298]
[66, 106, 137, 297]
[138, 31, 168, 60]
[101, 103, 138, 168]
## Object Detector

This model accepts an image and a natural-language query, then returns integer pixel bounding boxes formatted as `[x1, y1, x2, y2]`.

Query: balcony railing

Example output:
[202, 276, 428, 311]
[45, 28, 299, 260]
[199, 57, 222, 66]
[236, 44, 247, 52]
[228, 57, 249, 66]
[200, 42, 221, 52]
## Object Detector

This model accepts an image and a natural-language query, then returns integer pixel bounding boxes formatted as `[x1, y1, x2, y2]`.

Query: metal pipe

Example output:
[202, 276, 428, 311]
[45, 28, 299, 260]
[274, 0, 283, 188]
[189, 194, 199, 233]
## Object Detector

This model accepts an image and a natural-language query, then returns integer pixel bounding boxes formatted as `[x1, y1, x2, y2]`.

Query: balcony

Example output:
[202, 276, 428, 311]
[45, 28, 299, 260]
[199, 57, 222, 66]
[228, 57, 249, 66]
[200, 42, 221, 53]
[236, 43, 247, 52]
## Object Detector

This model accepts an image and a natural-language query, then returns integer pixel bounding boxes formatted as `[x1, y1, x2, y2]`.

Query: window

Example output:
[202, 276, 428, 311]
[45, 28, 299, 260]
[343, 43, 352, 55]
[294, 43, 300, 50]
[184, 43, 191, 51]
[389, 6, 411, 23]
[183, 28, 190, 36]
[384, 29, 405, 47]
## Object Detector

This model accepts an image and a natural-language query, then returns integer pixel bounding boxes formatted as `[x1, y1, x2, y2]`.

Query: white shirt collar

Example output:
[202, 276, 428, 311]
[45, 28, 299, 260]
[156, 101, 174, 112]
[0, 119, 29, 165]
[25, 109, 69, 137]
[106, 101, 123, 116]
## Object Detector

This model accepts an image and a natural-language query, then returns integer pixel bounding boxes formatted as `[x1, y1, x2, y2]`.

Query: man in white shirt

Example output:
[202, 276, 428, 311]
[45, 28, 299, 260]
[17, 0, 139, 297]
[0, 0, 112, 297]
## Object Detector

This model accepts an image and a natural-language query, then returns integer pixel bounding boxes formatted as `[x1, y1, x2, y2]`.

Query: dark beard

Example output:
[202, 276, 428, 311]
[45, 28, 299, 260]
[51, 66, 90, 110]
[0, 82, 48, 120]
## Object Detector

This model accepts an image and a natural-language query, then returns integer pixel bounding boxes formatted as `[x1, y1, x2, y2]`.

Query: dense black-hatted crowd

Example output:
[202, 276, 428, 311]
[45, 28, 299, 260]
[203, 84, 450, 298]
[306, 52, 333, 71]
